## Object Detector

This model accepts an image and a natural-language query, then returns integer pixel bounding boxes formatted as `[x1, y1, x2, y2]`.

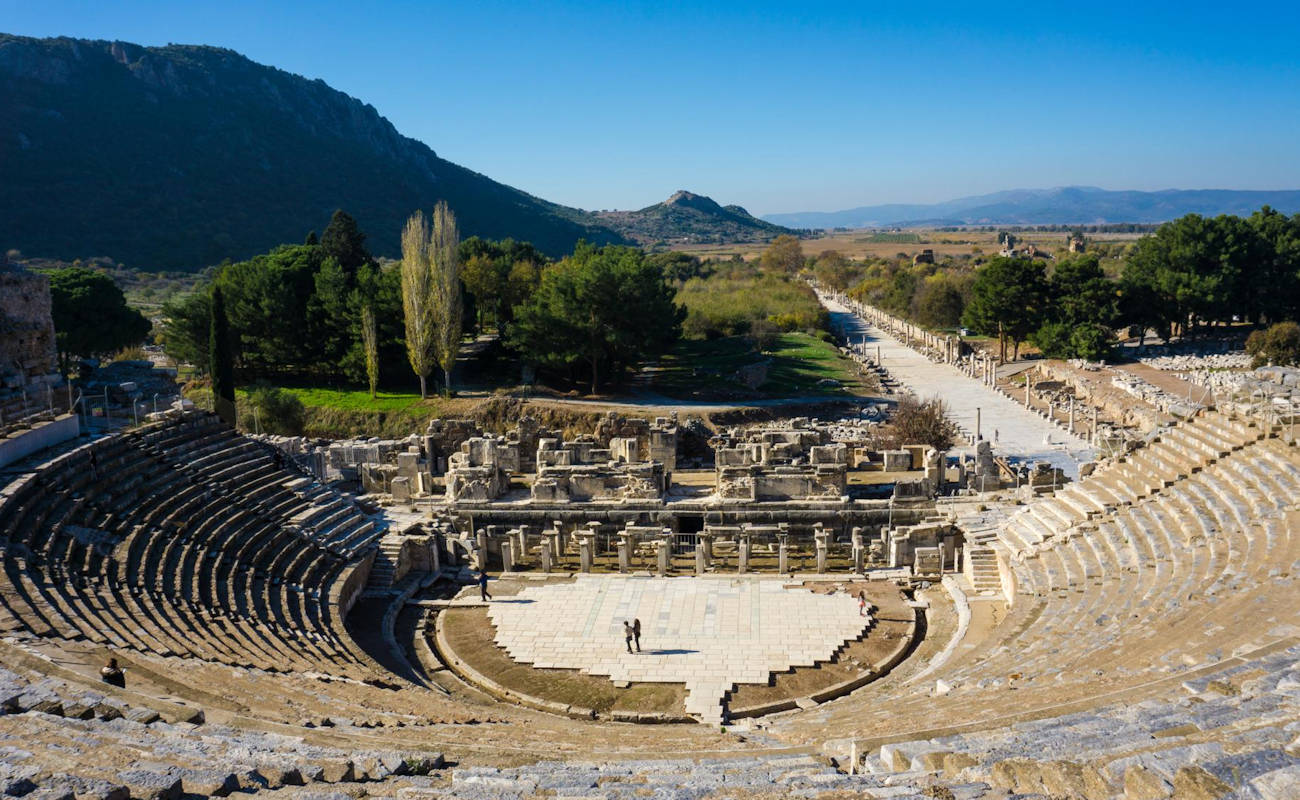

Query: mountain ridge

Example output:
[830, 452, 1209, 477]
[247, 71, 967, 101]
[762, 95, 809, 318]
[594, 189, 796, 246]
[764, 186, 1300, 229]
[0, 33, 629, 269]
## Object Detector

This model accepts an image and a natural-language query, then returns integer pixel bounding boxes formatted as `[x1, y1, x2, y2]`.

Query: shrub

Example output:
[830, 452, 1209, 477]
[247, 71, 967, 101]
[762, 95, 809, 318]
[245, 384, 306, 436]
[748, 318, 780, 352]
[110, 345, 150, 363]
[1246, 321, 1300, 367]
[881, 395, 960, 451]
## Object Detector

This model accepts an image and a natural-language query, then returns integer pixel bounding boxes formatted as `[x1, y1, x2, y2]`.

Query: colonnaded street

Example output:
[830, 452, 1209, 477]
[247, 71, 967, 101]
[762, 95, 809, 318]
[818, 292, 1095, 477]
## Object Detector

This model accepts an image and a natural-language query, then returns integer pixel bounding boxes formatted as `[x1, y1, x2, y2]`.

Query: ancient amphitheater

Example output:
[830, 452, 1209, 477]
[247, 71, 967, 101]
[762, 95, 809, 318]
[0, 320, 1299, 797]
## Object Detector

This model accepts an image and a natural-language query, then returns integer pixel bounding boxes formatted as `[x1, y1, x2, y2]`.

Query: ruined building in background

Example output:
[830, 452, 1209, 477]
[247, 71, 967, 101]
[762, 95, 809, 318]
[0, 262, 59, 392]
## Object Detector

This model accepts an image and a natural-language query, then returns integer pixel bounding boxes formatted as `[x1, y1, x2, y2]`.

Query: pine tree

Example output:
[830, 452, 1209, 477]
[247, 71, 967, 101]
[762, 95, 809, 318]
[321, 209, 370, 279]
[209, 286, 237, 426]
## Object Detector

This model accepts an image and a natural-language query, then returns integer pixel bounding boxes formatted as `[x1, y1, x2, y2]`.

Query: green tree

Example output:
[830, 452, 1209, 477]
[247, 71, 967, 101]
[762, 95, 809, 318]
[214, 244, 322, 374]
[1032, 255, 1119, 359]
[308, 256, 353, 368]
[510, 243, 684, 393]
[913, 274, 967, 329]
[1247, 207, 1300, 322]
[159, 290, 211, 370]
[458, 237, 547, 333]
[1246, 321, 1300, 367]
[48, 267, 152, 372]
[209, 286, 237, 426]
[812, 249, 856, 290]
[320, 209, 371, 278]
[245, 384, 305, 436]
[647, 251, 709, 282]
[1120, 214, 1262, 336]
[961, 256, 1049, 361]
[759, 234, 805, 273]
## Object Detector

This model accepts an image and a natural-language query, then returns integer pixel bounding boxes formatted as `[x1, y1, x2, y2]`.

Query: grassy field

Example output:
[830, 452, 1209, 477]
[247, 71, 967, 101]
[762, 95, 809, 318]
[247, 386, 430, 415]
[652, 332, 870, 399]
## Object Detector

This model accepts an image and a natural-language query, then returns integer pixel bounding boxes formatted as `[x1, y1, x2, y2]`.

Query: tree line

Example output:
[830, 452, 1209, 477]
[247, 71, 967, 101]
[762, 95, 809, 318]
[164, 207, 683, 400]
[962, 207, 1300, 361]
[816, 208, 1300, 362]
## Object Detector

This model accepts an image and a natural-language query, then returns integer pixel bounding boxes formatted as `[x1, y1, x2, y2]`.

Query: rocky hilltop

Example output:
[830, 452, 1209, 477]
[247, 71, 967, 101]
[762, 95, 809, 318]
[0, 34, 627, 269]
[594, 190, 797, 246]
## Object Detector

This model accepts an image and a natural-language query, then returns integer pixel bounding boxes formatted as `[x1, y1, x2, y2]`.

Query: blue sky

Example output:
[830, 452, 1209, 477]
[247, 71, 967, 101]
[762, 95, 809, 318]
[5, 1, 1300, 215]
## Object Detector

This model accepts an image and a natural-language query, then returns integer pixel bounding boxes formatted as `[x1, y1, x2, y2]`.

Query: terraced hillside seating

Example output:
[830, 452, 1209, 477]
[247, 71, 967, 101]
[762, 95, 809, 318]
[0, 405, 1295, 797]
[993, 409, 1263, 559]
[858, 643, 1300, 798]
[0, 656, 444, 796]
[0, 411, 384, 677]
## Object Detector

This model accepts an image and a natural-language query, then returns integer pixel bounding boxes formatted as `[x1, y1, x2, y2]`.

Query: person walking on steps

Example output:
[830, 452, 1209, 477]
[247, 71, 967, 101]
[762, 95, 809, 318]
[478, 569, 491, 602]
[624, 621, 636, 653]
[857, 590, 868, 617]
[632, 618, 642, 652]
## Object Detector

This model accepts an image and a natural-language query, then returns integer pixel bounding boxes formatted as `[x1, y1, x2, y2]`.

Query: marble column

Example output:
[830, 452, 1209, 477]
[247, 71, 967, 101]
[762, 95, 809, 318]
[540, 538, 553, 573]
[617, 534, 631, 574]
[476, 529, 490, 571]
[657, 532, 672, 576]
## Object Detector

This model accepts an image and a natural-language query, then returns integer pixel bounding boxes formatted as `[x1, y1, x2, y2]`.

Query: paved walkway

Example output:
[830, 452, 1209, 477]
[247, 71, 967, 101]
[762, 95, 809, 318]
[818, 292, 1094, 477]
[486, 575, 869, 722]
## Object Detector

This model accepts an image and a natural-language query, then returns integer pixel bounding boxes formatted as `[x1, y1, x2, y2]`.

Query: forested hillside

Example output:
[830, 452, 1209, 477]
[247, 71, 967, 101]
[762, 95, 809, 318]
[0, 34, 626, 269]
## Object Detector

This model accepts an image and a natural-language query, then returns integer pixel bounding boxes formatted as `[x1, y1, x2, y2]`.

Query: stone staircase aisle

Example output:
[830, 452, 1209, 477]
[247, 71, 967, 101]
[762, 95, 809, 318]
[964, 546, 1002, 597]
[361, 535, 407, 598]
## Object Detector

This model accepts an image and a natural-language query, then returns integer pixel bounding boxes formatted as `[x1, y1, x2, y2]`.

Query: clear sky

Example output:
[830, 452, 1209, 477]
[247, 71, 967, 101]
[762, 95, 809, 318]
[5, 0, 1300, 215]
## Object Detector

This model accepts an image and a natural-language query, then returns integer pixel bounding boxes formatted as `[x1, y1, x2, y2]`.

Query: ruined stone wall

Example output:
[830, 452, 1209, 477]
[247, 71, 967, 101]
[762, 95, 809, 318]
[0, 269, 58, 389]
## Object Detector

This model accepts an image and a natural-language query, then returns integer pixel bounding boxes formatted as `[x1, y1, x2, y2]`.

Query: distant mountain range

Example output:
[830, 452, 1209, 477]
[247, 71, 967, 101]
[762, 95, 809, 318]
[0, 34, 633, 270]
[593, 190, 794, 246]
[763, 187, 1300, 229]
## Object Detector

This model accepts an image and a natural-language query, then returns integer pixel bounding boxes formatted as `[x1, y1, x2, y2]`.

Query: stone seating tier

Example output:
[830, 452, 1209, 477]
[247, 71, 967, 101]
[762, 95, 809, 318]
[0, 413, 381, 677]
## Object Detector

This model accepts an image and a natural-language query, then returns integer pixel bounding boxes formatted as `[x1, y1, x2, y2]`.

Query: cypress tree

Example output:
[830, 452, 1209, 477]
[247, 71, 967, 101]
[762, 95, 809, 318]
[209, 286, 237, 426]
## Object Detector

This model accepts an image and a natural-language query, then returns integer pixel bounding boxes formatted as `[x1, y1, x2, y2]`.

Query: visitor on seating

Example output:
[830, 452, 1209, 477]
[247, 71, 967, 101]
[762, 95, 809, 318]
[100, 658, 125, 688]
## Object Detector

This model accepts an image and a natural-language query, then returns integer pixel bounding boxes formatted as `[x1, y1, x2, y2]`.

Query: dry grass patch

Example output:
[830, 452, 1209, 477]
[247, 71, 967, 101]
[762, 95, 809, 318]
[727, 583, 915, 710]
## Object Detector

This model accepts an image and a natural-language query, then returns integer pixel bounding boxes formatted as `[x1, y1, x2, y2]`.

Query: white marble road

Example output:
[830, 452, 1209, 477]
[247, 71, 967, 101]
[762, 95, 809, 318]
[820, 292, 1094, 477]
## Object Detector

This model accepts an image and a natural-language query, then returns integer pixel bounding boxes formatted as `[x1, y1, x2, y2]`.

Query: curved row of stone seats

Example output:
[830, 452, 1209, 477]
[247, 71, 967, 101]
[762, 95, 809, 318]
[786, 429, 1298, 773]
[0, 699, 443, 796]
[997, 410, 1263, 559]
[861, 643, 1300, 799]
[0, 412, 383, 678]
[443, 754, 986, 799]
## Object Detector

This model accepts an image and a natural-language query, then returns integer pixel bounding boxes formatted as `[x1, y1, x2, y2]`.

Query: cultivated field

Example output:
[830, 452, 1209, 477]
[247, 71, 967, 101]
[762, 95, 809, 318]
[671, 227, 1147, 261]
